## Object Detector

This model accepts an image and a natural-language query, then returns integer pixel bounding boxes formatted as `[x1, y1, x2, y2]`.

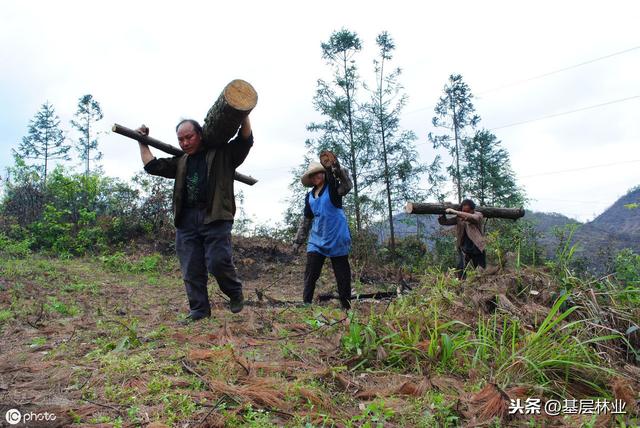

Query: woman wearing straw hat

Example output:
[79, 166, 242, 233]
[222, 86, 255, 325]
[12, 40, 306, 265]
[293, 151, 353, 309]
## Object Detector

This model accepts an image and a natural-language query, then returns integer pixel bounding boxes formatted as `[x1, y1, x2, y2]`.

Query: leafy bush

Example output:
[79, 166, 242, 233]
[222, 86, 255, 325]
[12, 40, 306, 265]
[0, 233, 33, 257]
[99, 252, 165, 274]
[613, 248, 640, 287]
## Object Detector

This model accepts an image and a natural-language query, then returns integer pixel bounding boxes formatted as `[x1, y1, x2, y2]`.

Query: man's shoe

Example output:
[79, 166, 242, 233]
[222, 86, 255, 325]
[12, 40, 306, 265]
[178, 312, 210, 325]
[229, 294, 244, 314]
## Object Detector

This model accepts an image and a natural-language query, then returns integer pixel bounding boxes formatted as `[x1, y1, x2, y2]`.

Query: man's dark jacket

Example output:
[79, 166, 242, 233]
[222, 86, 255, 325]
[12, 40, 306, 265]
[144, 133, 253, 226]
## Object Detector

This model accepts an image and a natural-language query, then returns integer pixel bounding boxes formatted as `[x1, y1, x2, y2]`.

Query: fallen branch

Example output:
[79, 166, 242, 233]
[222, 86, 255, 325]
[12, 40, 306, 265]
[82, 398, 123, 416]
[26, 302, 44, 329]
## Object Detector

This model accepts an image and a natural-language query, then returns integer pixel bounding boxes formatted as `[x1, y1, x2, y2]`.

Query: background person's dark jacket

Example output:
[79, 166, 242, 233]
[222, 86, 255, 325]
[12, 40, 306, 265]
[144, 133, 253, 226]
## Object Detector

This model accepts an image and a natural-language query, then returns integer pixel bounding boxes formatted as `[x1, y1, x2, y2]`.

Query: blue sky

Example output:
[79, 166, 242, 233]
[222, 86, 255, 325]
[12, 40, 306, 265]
[1, 0, 638, 223]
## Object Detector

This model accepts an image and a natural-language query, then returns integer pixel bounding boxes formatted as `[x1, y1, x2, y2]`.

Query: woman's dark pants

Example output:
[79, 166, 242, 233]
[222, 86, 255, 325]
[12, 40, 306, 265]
[303, 251, 351, 309]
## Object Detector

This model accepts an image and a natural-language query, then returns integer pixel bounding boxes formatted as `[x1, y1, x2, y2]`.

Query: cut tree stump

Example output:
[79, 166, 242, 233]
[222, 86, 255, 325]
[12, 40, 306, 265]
[202, 79, 258, 148]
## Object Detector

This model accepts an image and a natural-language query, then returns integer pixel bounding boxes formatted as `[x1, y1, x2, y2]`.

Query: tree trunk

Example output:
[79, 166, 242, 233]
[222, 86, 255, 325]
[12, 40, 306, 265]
[452, 103, 462, 203]
[202, 79, 258, 148]
[405, 202, 525, 219]
[112, 124, 258, 186]
[378, 55, 395, 257]
[343, 56, 361, 232]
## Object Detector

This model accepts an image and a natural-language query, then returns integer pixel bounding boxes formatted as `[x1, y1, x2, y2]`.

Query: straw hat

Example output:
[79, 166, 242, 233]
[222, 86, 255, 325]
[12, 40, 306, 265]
[301, 161, 325, 187]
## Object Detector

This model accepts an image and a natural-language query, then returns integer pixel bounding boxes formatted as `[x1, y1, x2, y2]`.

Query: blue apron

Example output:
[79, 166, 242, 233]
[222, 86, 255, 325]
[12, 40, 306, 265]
[307, 184, 351, 257]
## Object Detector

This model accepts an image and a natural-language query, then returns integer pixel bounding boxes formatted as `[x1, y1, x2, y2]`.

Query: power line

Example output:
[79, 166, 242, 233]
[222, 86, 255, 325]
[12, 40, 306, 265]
[403, 45, 640, 116]
[412, 95, 638, 147]
[519, 159, 640, 178]
[489, 95, 640, 130]
[477, 46, 640, 95]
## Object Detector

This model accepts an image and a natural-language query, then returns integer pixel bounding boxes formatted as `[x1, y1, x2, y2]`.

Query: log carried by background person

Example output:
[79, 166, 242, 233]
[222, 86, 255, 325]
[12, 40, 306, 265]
[112, 123, 258, 186]
[202, 79, 258, 148]
[405, 202, 525, 220]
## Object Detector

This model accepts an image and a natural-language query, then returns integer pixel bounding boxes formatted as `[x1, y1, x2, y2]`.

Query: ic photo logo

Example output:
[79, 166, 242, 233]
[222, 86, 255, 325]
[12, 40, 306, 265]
[5, 408, 21, 425]
[4, 408, 57, 425]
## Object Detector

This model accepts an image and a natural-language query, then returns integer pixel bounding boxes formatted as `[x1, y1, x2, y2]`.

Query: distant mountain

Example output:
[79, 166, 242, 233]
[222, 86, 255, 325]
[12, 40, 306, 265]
[589, 186, 640, 237]
[527, 187, 640, 272]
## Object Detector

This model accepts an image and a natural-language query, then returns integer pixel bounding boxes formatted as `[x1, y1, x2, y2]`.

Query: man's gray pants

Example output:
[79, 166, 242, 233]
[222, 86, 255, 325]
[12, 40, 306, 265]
[176, 207, 242, 318]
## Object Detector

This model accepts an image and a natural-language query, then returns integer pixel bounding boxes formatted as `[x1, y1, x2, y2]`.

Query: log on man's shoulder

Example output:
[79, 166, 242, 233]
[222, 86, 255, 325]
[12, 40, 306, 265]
[112, 123, 258, 186]
[202, 79, 258, 148]
[405, 202, 525, 220]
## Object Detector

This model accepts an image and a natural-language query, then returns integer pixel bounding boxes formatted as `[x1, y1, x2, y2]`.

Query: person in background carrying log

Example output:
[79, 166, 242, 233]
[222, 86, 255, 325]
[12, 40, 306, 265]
[438, 199, 487, 278]
[293, 151, 353, 310]
[136, 117, 253, 323]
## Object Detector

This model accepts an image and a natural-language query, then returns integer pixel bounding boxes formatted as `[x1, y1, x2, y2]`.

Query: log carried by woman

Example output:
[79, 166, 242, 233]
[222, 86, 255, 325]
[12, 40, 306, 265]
[405, 202, 525, 220]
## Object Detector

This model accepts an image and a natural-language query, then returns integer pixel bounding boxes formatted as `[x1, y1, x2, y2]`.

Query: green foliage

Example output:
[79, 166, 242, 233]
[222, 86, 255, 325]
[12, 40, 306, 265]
[1, 161, 174, 256]
[408, 392, 460, 427]
[30, 204, 74, 254]
[0, 309, 13, 323]
[45, 296, 80, 316]
[428, 74, 480, 202]
[0, 232, 33, 257]
[350, 399, 395, 428]
[366, 31, 426, 256]
[13, 101, 70, 182]
[99, 252, 164, 274]
[612, 248, 640, 304]
[2, 155, 45, 226]
[430, 232, 458, 271]
[546, 223, 583, 284]
[613, 248, 640, 286]
[491, 294, 616, 394]
[239, 405, 274, 427]
[308, 28, 370, 232]
[70, 94, 104, 176]
[485, 219, 543, 267]
[461, 129, 525, 207]
[393, 235, 429, 271]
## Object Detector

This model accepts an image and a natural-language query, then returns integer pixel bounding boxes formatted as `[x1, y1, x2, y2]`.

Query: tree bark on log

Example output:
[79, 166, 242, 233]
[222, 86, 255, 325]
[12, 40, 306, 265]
[112, 123, 258, 186]
[202, 79, 258, 148]
[405, 202, 525, 219]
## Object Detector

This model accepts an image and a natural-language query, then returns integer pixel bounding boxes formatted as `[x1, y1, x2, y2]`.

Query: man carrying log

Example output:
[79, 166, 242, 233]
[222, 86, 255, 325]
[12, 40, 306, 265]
[438, 198, 486, 278]
[136, 116, 253, 322]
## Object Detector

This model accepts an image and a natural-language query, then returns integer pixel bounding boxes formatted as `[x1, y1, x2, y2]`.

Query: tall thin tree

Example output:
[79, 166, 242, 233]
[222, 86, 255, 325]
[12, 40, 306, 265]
[71, 94, 103, 177]
[428, 74, 480, 202]
[368, 31, 425, 256]
[13, 102, 70, 183]
[310, 29, 366, 231]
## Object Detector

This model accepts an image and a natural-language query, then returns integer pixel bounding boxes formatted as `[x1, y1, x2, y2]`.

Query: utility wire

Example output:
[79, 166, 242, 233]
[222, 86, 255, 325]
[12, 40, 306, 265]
[404, 45, 640, 115]
[488, 95, 640, 130]
[518, 159, 640, 178]
[477, 46, 640, 95]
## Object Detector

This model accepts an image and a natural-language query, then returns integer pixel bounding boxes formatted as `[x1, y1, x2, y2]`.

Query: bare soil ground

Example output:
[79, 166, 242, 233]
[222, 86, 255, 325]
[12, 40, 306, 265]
[0, 237, 637, 427]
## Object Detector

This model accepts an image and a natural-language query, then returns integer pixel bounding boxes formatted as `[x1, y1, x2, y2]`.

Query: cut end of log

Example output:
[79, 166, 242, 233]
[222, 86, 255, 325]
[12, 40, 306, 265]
[405, 202, 415, 214]
[224, 79, 258, 111]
